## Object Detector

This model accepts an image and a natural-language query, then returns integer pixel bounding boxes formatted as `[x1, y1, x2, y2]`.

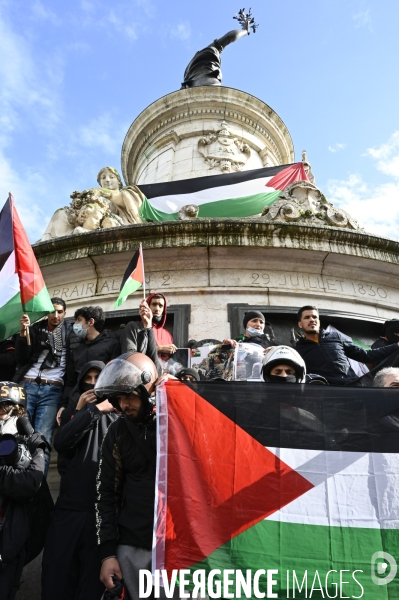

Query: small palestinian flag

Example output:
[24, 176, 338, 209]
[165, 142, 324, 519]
[114, 245, 144, 308]
[154, 381, 399, 598]
[0, 195, 54, 341]
[139, 162, 308, 221]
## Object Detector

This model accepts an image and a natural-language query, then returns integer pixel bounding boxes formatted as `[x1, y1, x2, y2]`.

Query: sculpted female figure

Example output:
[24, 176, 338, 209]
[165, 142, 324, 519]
[96, 167, 144, 225]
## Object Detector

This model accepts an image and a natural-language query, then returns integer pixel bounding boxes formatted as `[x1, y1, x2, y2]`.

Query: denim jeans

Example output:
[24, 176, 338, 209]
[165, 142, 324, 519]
[21, 381, 63, 476]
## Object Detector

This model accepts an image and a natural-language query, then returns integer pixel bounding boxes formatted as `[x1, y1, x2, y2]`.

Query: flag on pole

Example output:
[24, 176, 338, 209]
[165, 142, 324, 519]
[114, 245, 144, 308]
[154, 381, 399, 598]
[0, 195, 54, 341]
[139, 162, 308, 222]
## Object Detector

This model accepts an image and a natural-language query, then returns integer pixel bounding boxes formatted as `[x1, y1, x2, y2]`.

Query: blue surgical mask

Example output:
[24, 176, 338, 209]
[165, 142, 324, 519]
[247, 326, 263, 337]
[73, 323, 88, 338]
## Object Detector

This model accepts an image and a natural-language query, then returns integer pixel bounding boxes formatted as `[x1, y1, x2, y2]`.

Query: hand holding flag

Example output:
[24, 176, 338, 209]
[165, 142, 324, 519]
[114, 244, 145, 308]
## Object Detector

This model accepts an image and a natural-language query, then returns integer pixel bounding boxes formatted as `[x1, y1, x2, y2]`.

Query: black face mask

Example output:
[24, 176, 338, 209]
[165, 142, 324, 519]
[267, 374, 297, 384]
[81, 383, 95, 393]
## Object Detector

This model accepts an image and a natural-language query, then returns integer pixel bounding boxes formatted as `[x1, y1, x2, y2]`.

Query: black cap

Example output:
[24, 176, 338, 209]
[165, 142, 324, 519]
[176, 368, 200, 382]
[243, 311, 265, 330]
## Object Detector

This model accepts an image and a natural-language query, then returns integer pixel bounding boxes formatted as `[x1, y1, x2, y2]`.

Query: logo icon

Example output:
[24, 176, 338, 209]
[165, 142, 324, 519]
[371, 551, 397, 585]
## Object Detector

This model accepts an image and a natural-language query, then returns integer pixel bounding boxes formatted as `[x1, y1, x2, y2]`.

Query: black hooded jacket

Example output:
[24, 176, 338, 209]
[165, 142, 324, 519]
[296, 329, 399, 385]
[54, 361, 119, 512]
[63, 330, 120, 399]
[0, 435, 47, 563]
[96, 411, 156, 560]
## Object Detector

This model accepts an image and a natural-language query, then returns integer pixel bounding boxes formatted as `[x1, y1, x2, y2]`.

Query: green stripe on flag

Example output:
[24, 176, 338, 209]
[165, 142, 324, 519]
[0, 286, 53, 341]
[140, 191, 281, 222]
[184, 519, 399, 598]
[114, 278, 143, 308]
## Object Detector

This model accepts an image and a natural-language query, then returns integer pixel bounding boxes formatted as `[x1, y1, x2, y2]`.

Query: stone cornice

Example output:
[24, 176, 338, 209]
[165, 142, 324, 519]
[33, 219, 399, 267]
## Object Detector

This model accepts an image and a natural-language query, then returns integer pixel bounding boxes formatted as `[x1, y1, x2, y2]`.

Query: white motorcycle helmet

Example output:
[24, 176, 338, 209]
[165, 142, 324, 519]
[261, 346, 306, 383]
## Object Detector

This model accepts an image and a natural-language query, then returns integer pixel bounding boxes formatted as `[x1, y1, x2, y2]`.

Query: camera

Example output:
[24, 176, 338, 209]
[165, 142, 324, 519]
[0, 433, 32, 470]
[0, 416, 35, 470]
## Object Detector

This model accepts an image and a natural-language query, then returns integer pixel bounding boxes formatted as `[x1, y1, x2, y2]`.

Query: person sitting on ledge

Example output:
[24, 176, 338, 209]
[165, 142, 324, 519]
[223, 310, 272, 350]
[295, 305, 399, 386]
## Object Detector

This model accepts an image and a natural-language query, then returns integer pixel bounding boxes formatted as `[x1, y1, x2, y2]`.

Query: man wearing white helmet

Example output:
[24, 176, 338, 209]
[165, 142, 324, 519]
[261, 346, 306, 383]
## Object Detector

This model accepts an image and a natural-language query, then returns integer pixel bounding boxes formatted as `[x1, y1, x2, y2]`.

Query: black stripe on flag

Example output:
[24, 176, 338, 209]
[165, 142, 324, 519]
[139, 163, 293, 199]
[185, 382, 399, 453]
[0, 198, 14, 272]
[120, 247, 140, 290]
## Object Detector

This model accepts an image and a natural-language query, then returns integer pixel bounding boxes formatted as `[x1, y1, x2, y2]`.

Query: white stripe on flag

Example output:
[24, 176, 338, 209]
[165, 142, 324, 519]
[266, 447, 399, 529]
[0, 251, 19, 307]
[148, 176, 275, 213]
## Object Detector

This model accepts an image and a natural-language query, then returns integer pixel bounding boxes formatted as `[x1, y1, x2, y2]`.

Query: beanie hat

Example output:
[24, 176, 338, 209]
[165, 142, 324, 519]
[176, 368, 200, 381]
[243, 311, 265, 330]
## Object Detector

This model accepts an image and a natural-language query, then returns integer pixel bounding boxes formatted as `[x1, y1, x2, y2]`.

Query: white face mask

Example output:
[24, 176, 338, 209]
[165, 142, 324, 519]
[73, 323, 88, 339]
[247, 326, 263, 337]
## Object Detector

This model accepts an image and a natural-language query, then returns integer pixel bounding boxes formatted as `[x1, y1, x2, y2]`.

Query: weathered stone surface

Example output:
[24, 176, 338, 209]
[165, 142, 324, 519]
[121, 87, 295, 185]
[33, 219, 399, 341]
[262, 180, 360, 230]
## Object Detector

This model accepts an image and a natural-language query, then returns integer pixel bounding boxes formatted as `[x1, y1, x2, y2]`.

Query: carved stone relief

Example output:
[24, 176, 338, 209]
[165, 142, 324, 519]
[198, 121, 251, 173]
[261, 180, 361, 230]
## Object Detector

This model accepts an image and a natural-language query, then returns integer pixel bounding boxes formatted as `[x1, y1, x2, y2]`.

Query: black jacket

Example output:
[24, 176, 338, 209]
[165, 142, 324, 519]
[54, 361, 119, 512]
[0, 337, 17, 381]
[14, 320, 72, 383]
[242, 335, 271, 350]
[0, 435, 47, 563]
[296, 329, 399, 385]
[96, 414, 156, 560]
[63, 331, 120, 399]
[120, 323, 161, 374]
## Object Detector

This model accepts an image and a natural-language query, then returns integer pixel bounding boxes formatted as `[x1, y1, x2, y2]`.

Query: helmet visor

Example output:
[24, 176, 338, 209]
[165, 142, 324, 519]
[94, 359, 144, 399]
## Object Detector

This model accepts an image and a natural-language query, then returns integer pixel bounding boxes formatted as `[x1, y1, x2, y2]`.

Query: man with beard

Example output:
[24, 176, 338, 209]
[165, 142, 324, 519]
[95, 352, 176, 599]
[41, 361, 118, 600]
[295, 305, 399, 385]
[14, 297, 71, 475]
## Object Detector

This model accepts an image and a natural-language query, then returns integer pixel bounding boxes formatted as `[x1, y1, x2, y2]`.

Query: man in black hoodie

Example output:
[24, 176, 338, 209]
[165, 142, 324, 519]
[41, 361, 119, 600]
[62, 306, 120, 402]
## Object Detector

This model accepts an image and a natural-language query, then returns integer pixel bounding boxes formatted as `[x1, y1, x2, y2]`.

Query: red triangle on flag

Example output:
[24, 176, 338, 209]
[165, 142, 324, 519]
[163, 382, 314, 573]
[265, 162, 308, 191]
[11, 197, 47, 306]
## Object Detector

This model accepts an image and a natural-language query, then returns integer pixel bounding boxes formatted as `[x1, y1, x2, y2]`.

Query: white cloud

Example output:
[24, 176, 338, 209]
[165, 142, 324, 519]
[328, 143, 347, 153]
[78, 113, 129, 155]
[81, 0, 95, 11]
[327, 174, 399, 240]
[0, 13, 61, 136]
[365, 131, 399, 178]
[107, 10, 138, 40]
[353, 8, 371, 29]
[31, 1, 60, 24]
[171, 21, 191, 41]
[0, 151, 49, 241]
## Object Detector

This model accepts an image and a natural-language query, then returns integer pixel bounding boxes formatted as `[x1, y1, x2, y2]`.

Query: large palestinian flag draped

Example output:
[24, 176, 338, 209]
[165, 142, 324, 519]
[0, 195, 54, 341]
[154, 381, 399, 598]
[140, 163, 308, 221]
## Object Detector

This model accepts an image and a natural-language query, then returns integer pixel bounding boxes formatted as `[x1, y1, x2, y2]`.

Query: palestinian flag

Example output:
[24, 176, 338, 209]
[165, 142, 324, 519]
[0, 195, 54, 341]
[140, 163, 308, 221]
[154, 381, 399, 598]
[114, 245, 144, 308]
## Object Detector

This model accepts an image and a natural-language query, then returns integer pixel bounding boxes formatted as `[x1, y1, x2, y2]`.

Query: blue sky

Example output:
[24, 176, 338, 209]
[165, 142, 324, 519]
[1, 0, 399, 241]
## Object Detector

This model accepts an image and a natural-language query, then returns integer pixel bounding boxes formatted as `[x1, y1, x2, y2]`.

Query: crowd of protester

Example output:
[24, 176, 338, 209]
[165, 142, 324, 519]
[1, 295, 399, 598]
